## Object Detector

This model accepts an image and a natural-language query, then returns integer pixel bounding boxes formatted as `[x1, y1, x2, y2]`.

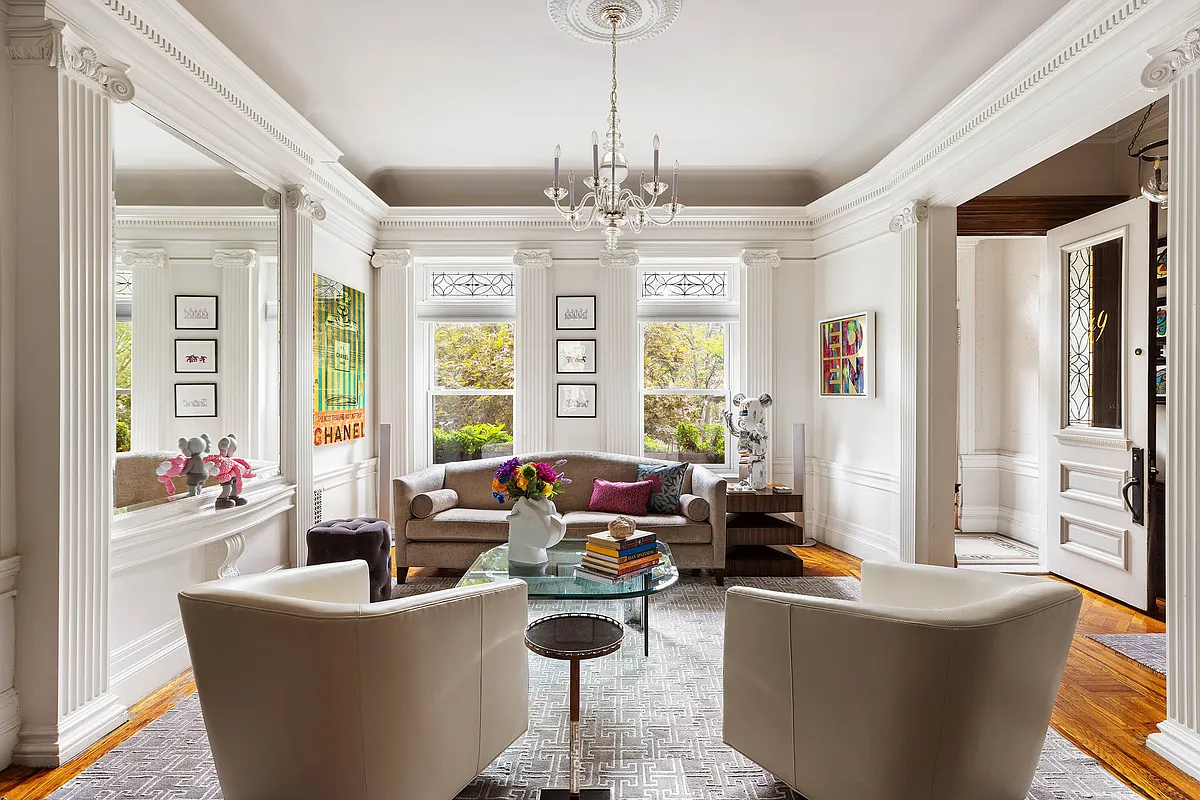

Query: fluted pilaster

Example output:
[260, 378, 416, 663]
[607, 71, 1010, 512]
[514, 250, 553, 452]
[1146, 30, 1200, 780]
[599, 251, 641, 456]
[121, 248, 168, 451]
[739, 249, 778, 480]
[215, 250, 259, 456]
[372, 249, 416, 477]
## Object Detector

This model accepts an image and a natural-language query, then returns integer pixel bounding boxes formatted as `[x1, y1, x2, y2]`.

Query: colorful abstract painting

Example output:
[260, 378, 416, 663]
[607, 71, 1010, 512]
[1156, 241, 1168, 280]
[819, 312, 874, 397]
[313, 274, 367, 446]
[1157, 305, 1167, 339]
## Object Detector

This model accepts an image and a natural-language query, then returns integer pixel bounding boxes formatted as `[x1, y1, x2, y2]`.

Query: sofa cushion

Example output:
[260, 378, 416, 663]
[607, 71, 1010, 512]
[638, 461, 687, 514]
[562, 511, 712, 544]
[411, 488, 459, 519]
[588, 478, 654, 515]
[406, 508, 510, 543]
[679, 493, 710, 522]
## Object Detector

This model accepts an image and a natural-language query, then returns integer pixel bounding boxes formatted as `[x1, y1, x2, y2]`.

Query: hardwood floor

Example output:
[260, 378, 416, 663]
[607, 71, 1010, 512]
[0, 545, 1188, 799]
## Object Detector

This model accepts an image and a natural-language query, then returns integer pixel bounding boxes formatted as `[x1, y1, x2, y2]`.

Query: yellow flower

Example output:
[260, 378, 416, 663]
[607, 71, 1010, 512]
[517, 474, 529, 490]
[541, 482, 554, 496]
[491, 478, 504, 493]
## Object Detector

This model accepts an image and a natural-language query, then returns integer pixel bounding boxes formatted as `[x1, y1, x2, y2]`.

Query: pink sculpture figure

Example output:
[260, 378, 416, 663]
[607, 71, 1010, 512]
[153, 433, 254, 506]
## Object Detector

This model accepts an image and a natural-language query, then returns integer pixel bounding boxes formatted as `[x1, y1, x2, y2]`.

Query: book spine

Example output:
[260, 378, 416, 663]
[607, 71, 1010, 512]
[574, 564, 656, 584]
[585, 542, 657, 559]
[585, 532, 656, 550]
[579, 555, 661, 576]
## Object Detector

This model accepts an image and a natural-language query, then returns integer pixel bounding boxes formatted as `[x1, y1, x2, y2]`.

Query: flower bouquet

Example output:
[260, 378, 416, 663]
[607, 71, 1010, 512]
[491, 458, 570, 565]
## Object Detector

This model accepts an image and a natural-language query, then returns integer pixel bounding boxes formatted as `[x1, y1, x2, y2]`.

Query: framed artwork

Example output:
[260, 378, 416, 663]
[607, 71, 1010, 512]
[557, 383, 597, 418]
[174, 383, 217, 418]
[557, 339, 597, 374]
[819, 311, 875, 398]
[174, 339, 217, 373]
[1157, 365, 1166, 405]
[313, 274, 368, 446]
[556, 295, 597, 330]
[175, 295, 219, 330]
[1157, 236, 1168, 283]
[1157, 303, 1167, 339]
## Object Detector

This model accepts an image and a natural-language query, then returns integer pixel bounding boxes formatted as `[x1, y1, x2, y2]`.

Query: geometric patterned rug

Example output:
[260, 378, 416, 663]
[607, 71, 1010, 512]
[955, 533, 1040, 565]
[49, 576, 1142, 799]
[1088, 633, 1167, 676]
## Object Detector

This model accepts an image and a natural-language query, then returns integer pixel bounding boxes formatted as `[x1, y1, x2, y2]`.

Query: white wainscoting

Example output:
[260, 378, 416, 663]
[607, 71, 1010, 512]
[794, 457, 902, 563]
[0, 556, 21, 768]
[314, 458, 379, 522]
[108, 481, 295, 706]
[959, 451, 1040, 547]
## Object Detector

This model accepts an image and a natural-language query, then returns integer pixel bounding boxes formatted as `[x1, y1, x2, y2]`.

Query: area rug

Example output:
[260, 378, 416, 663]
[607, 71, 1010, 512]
[955, 533, 1040, 565]
[1088, 633, 1167, 675]
[50, 577, 1141, 800]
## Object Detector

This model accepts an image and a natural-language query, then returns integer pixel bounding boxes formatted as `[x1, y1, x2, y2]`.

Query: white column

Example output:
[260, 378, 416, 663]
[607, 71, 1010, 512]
[276, 186, 323, 567]
[120, 248, 168, 452]
[214, 249, 259, 456]
[890, 201, 958, 566]
[600, 250, 640, 456]
[514, 249, 553, 453]
[739, 249, 779, 481]
[372, 249, 416, 476]
[1144, 28, 1200, 779]
[9, 20, 133, 765]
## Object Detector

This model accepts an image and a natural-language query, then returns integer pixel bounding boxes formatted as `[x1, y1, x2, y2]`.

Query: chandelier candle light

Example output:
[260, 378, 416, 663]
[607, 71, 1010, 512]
[544, 5, 683, 252]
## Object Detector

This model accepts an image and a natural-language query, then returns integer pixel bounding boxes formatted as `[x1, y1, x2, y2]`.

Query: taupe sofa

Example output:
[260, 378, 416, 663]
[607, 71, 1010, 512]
[394, 451, 727, 584]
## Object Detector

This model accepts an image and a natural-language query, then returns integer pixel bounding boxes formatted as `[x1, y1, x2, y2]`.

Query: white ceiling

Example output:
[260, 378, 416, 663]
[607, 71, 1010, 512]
[113, 103, 229, 171]
[177, 0, 1074, 200]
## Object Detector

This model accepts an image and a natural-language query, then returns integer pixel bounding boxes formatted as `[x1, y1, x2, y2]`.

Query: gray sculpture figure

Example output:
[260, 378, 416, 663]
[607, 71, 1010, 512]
[722, 393, 773, 490]
[179, 434, 215, 496]
[215, 434, 249, 509]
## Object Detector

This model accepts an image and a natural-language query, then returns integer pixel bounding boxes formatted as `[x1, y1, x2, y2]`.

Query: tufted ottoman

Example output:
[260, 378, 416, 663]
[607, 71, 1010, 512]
[306, 517, 394, 602]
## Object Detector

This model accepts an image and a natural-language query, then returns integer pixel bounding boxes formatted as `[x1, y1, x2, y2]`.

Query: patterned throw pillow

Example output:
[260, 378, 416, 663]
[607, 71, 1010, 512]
[588, 479, 655, 515]
[638, 462, 688, 515]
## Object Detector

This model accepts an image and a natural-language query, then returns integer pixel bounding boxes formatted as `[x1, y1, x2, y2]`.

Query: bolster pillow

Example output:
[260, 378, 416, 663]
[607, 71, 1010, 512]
[679, 493, 710, 522]
[410, 488, 459, 519]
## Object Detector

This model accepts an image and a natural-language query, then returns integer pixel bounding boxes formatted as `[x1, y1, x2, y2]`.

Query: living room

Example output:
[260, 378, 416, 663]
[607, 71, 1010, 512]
[1, 0, 1200, 798]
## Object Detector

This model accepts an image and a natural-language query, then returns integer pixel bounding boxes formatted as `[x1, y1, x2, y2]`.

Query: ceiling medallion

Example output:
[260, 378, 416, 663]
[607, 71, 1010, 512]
[543, 3, 684, 252]
[548, 0, 680, 45]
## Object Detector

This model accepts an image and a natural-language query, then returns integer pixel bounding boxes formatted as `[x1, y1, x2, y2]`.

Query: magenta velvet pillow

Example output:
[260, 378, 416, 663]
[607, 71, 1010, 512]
[588, 479, 654, 515]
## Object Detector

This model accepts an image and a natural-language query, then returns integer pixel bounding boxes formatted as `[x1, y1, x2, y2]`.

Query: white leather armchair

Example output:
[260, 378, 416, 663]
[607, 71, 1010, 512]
[723, 561, 1082, 800]
[178, 562, 529, 800]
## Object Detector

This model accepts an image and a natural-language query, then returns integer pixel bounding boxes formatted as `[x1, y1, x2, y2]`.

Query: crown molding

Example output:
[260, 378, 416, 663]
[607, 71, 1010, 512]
[114, 206, 279, 230]
[1143, 27, 1200, 89]
[379, 206, 812, 231]
[513, 249, 553, 268]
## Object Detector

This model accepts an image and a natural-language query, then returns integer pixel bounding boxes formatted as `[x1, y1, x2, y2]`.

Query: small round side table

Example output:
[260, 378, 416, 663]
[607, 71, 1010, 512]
[525, 612, 624, 800]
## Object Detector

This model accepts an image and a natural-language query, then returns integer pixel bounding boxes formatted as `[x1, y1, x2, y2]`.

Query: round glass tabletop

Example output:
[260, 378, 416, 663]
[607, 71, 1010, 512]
[525, 613, 624, 660]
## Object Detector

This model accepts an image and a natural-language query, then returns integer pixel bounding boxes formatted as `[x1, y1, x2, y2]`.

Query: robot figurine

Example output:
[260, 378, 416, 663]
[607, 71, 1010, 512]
[722, 393, 773, 490]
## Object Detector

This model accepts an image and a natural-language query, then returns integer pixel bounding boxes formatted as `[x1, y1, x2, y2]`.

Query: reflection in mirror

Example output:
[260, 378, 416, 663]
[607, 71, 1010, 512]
[113, 104, 281, 512]
[1065, 237, 1122, 429]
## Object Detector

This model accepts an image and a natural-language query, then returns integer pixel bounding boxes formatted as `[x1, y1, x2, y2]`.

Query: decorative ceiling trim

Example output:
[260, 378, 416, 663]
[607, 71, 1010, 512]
[809, 0, 1154, 228]
[115, 206, 279, 230]
[548, 0, 680, 45]
[513, 249, 553, 269]
[889, 201, 928, 233]
[380, 207, 812, 231]
[7, 20, 135, 102]
[1142, 27, 1200, 88]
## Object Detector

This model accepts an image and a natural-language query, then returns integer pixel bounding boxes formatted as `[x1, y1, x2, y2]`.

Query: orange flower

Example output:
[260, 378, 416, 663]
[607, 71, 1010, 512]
[491, 478, 505, 493]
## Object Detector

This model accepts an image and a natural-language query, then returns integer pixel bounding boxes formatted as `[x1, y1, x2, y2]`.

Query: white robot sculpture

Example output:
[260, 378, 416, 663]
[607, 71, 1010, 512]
[723, 392, 773, 490]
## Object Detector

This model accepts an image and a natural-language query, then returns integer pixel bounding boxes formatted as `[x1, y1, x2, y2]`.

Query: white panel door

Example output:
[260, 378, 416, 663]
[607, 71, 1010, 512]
[1043, 198, 1150, 610]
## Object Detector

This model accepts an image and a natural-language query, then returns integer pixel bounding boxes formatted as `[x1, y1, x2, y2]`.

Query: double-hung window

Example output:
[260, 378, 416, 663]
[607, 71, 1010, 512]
[639, 260, 737, 469]
[115, 269, 133, 452]
[419, 259, 516, 465]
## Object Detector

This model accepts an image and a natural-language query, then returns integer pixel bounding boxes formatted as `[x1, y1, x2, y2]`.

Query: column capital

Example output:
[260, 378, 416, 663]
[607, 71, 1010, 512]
[6, 20, 135, 103]
[278, 185, 326, 221]
[371, 249, 412, 270]
[513, 249, 553, 269]
[598, 250, 639, 269]
[889, 200, 929, 233]
[213, 249, 257, 269]
[740, 249, 780, 269]
[1143, 28, 1200, 90]
[116, 248, 167, 269]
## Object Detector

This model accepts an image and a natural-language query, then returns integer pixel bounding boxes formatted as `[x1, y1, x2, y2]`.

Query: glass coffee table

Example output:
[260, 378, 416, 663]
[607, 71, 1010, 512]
[458, 540, 679, 656]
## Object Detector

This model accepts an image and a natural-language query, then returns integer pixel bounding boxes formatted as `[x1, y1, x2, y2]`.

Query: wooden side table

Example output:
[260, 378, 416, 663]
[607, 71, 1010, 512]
[725, 489, 806, 577]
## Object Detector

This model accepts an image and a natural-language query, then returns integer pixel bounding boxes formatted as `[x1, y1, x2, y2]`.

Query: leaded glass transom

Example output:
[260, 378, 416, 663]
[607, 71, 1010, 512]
[1066, 249, 1093, 426]
[115, 270, 133, 298]
[431, 272, 514, 298]
[641, 271, 727, 298]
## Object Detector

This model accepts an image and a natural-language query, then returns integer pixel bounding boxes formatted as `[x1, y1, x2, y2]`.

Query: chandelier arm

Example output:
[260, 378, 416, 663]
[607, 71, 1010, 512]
[640, 207, 680, 227]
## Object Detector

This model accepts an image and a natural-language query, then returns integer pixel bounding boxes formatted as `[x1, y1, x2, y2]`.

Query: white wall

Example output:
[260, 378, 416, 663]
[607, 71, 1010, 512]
[550, 261, 604, 453]
[312, 227, 377, 522]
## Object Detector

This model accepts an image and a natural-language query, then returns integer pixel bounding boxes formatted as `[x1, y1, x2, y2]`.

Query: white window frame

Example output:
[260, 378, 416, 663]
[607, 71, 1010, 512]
[638, 257, 739, 472]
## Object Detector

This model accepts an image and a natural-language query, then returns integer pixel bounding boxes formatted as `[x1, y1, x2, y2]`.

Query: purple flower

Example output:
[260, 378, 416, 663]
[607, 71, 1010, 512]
[494, 457, 521, 482]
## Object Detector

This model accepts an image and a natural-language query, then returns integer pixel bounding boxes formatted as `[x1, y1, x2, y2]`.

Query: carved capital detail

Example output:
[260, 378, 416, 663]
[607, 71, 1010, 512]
[284, 185, 327, 221]
[263, 190, 282, 211]
[7, 21, 135, 103]
[889, 201, 929, 233]
[217, 534, 246, 580]
[213, 249, 257, 269]
[371, 249, 413, 270]
[117, 248, 167, 269]
[1143, 28, 1200, 89]
[740, 249, 781, 269]
[599, 250, 640, 269]
[513, 249, 553, 269]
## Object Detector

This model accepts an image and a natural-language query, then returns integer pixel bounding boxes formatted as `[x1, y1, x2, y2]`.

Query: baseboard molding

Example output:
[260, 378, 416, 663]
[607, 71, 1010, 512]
[0, 688, 21, 769]
[957, 503, 1040, 548]
[1148, 720, 1200, 783]
[110, 618, 188, 705]
[959, 450, 1038, 478]
[13, 692, 128, 767]
[808, 511, 900, 563]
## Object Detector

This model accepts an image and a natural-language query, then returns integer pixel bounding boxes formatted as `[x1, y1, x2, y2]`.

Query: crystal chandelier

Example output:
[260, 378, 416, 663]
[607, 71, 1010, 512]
[544, 6, 683, 252]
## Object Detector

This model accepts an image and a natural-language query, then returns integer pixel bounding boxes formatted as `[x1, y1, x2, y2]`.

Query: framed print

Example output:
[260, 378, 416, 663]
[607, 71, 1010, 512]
[556, 295, 597, 330]
[174, 383, 217, 418]
[314, 274, 368, 446]
[1157, 302, 1167, 339]
[557, 383, 597, 418]
[818, 311, 875, 398]
[1157, 236, 1168, 284]
[174, 339, 217, 373]
[557, 339, 597, 374]
[175, 295, 219, 330]
[1157, 365, 1167, 405]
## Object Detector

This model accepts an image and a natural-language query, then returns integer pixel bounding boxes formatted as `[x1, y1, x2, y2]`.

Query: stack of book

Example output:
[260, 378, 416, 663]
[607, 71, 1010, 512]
[575, 530, 661, 584]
